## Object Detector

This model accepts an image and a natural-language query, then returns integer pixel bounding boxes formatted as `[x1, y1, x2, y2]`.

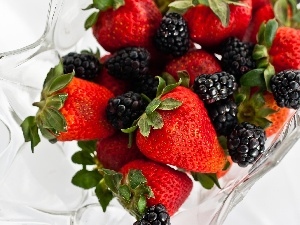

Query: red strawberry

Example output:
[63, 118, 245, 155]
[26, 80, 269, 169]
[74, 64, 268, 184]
[183, 0, 252, 49]
[21, 62, 116, 151]
[252, 0, 270, 12]
[135, 85, 227, 173]
[91, 0, 162, 53]
[243, 3, 275, 43]
[96, 132, 145, 171]
[165, 49, 222, 86]
[120, 159, 193, 216]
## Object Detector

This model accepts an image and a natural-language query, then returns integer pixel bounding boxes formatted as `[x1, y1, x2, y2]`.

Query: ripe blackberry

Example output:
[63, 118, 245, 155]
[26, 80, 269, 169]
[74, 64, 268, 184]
[220, 37, 256, 81]
[206, 98, 238, 136]
[105, 47, 150, 80]
[193, 72, 238, 104]
[133, 204, 170, 225]
[131, 75, 159, 99]
[270, 70, 300, 109]
[62, 52, 101, 80]
[154, 12, 189, 57]
[227, 122, 266, 167]
[106, 91, 147, 129]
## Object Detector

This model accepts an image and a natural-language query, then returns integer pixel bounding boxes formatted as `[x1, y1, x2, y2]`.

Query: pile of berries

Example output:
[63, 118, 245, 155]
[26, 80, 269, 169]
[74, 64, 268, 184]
[21, 0, 300, 224]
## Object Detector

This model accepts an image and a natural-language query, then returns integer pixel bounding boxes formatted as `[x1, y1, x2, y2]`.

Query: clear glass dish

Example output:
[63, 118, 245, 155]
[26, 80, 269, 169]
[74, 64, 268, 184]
[1, 1, 300, 224]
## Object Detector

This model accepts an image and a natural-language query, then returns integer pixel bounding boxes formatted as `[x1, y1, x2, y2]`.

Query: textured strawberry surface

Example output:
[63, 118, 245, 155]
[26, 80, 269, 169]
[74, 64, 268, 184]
[57, 77, 116, 141]
[136, 86, 227, 173]
[120, 159, 193, 216]
[92, 0, 162, 53]
[183, 0, 252, 48]
[165, 49, 222, 85]
[269, 27, 300, 72]
[96, 132, 145, 171]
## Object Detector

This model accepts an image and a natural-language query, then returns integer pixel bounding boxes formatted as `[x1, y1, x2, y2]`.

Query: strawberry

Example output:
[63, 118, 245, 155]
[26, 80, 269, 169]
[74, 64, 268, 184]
[120, 159, 193, 216]
[164, 49, 222, 86]
[21, 62, 116, 151]
[96, 132, 145, 171]
[85, 0, 162, 53]
[127, 79, 227, 173]
[263, 91, 291, 137]
[181, 0, 252, 49]
[252, 0, 270, 12]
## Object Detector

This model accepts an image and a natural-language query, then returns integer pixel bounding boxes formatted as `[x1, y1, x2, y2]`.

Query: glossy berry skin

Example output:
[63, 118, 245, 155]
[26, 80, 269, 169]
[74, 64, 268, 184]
[106, 91, 148, 129]
[131, 74, 159, 100]
[183, 0, 252, 48]
[193, 72, 238, 104]
[57, 78, 116, 141]
[134, 204, 170, 225]
[220, 37, 256, 81]
[136, 86, 227, 173]
[62, 52, 101, 80]
[270, 70, 300, 109]
[206, 98, 238, 136]
[268, 27, 300, 72]
[154, 12, 189, 57]
[96, 132, 144, 171]
[227, 122, 266, 167]
[165, 49, 222, 86]
[92, 0, 162, 52]
[105, 47, 150, 80]
[120, 159, 193, 216]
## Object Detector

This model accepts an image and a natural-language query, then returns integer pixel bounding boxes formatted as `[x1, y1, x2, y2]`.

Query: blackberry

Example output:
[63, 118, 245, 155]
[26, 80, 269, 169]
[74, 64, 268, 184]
[62, 52, 101, 80]
[227, 122, 266, 167]
[154, 12, 189, 57]
[106, 91, 147, 129]
[133, 204, 170, 225]
[193, 72, 238, 104]
[131, 75, 159, 99]
[220, 37, 256, 81]
[270, 70, 300, 109]
[105, 47, 150, 80]
[206, 98, 238, 136]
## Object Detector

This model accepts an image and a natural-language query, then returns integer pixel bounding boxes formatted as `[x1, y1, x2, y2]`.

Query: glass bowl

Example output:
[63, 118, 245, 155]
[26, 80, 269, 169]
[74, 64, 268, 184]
[1, 1, 300, 224]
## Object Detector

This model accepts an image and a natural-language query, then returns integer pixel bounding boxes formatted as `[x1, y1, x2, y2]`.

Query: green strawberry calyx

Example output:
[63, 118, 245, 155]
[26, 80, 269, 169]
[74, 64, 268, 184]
[240, 19, 278, 92]
[71, 141, 153, 219]
[168, 0, 247, 27]
[83, 0, 125, 29]
[20, 61, 73, 152]
[122, 75, 186, 141]
[273, 0, 300, 28]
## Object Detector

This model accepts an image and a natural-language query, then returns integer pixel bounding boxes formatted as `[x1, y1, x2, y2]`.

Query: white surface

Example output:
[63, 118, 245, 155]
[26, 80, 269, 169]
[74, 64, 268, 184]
[1, 1, 300, 224]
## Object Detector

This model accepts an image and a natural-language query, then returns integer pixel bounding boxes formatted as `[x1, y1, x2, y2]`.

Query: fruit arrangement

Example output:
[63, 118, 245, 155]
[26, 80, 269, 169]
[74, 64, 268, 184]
[20, 0, 300, 224]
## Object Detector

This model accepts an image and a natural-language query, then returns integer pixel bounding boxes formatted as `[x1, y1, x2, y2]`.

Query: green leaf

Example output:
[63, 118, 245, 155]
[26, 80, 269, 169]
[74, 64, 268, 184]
[121, 125, 138, 134]
[43, 62, 64, 89]
[84, 12, 99, 29]
[47, 93, 68, 110]
[71, 151, 95, 165]
[78, 140, 97, 154]
[71, 169, 102, 189]
[177, 70, 190, 88]
[82, 3, 95, 10]
[257, 107, 277, 118]
[137, 195, 147, 215]
[128, 169, 147, 189]
[102, 169, 123, 193]
[257, 22, 266, 44]
[145, 98, 162, 115]
[264, 64, 275, 92]
[161, 72, 177, 85]
[138, 114, 151, 137]
[218, 135, 228, 152]
[240, 69, 265, 88]
[20, 116, 40, 152]
[119, 184, 131, 202]
[42, 107, 67, 132]
[251, 91, 265, 109]
[39, 127, 56, 141]
[252, 44, 268, 60]
[147, 111, 163, 129]
[208, 0, 230, 27]
[113, 0, 125, 9]
[156, 76, 167, 97]
[158, 98, 182, 110]
[161, 79, 182, 96]
[274, 0, 288, 26]
[95, 180, 114, 212]
[168, 0, 194, 11]
[93, 0, 112, 10]
[235, 93, 247, 106]
[222, 160, 231, 170]
[253, 117, 273, 129]
[264, 19, 279, 48]
[192, 172, 221, 189]
[47, 73, 73, 95]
